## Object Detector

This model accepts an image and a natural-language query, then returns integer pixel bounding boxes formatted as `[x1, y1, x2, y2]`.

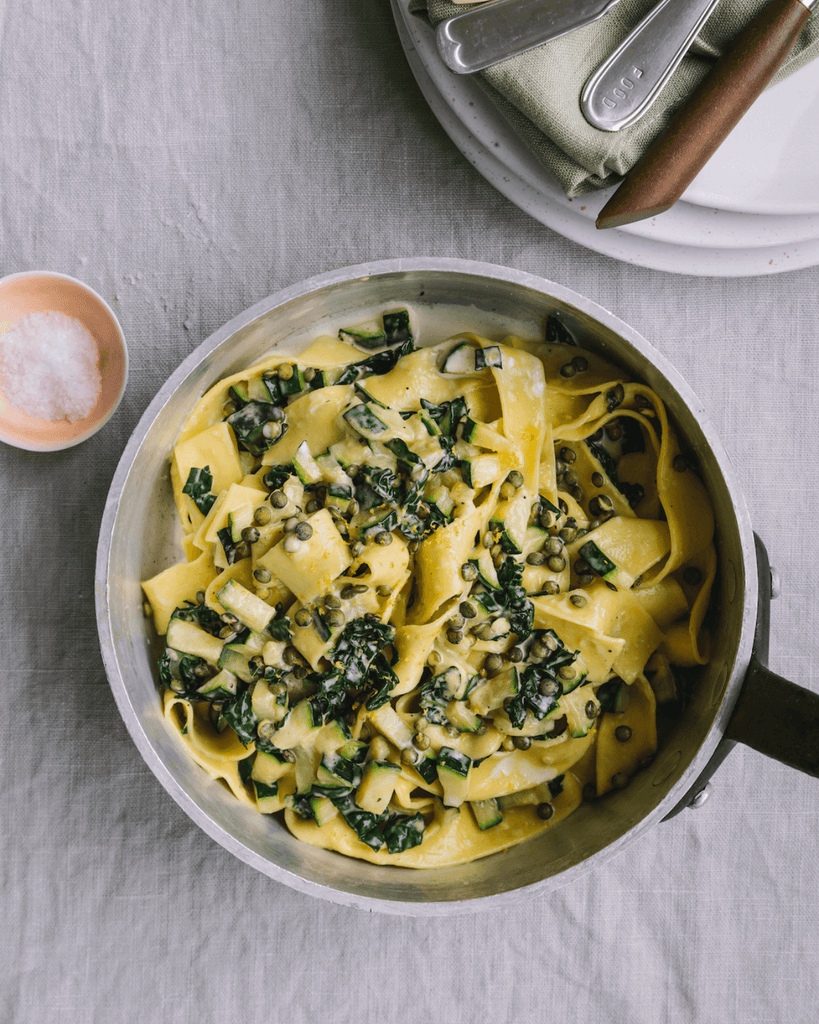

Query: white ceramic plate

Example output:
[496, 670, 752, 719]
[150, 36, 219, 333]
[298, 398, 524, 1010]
[392, 0, 819, 275]
[684, 57, 819, 216]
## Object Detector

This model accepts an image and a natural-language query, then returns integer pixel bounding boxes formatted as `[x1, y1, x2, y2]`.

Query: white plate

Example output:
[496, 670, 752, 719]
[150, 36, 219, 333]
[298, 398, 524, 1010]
[684, 57, 819, 216]
[392, 0, 819, 276]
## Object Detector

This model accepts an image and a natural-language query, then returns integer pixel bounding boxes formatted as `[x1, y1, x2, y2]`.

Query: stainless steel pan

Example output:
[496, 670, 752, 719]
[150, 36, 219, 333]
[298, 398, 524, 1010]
[95, 258, 819, 915]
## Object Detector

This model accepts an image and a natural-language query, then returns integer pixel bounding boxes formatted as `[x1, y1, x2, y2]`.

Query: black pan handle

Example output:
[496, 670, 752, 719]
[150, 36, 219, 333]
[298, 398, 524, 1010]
[723, 535, 819, 776]
[663, 534, 819, 820]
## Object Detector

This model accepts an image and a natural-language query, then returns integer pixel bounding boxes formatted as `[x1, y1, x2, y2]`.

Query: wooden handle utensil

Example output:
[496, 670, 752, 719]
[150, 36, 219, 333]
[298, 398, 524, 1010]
[596, 0, 815, 229]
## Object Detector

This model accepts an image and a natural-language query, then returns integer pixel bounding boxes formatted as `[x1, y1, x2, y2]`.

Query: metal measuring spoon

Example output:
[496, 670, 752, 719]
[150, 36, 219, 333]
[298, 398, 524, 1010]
[581, 0, 721, 131]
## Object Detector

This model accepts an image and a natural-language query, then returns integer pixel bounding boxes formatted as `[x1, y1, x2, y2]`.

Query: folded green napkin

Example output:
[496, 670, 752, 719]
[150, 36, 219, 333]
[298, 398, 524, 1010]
[409, 0, 819, 196]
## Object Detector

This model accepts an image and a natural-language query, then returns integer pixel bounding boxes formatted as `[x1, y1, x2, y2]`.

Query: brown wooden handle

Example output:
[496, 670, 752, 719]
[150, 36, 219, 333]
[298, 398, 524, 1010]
[596, 0, 812, 229]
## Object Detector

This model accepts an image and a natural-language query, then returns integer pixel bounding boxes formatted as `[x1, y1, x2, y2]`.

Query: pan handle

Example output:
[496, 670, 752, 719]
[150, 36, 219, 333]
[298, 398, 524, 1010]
[723, 535, 819, 777]
[663, 534, 818, 820]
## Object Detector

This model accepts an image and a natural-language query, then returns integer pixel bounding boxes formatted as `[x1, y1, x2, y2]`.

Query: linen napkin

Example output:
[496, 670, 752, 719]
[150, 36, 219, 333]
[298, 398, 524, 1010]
[409, 0, 819, 196]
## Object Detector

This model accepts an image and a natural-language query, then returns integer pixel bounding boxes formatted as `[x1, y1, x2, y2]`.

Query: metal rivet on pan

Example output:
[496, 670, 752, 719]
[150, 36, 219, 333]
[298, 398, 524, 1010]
[770, 567, 781, 599]
[688, 783, 711, 810]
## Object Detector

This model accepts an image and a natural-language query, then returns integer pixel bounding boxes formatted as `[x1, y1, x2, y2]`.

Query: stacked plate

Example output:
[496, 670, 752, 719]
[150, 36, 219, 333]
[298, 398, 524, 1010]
[391, 0, 819, 276]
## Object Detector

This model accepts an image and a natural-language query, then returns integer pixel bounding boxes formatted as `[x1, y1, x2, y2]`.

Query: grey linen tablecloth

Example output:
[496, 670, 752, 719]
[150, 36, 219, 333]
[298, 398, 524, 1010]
[1, 1, 818, 1022]
[413, 0, 819, 195]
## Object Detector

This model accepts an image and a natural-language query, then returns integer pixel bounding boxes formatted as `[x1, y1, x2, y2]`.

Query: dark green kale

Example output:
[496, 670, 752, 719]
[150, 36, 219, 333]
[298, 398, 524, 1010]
[266, 605, 293, 642]
[263, 464, 294, 491]
[364, 652, 399, 711]
[383, 812, 425, 854]
[383, 310, 412, 346]
[475, 557, 534, 640]
[217, 526, 241, 565]
[182, 466, 217, 515]
[157, 650, 209, 697]
[238, 753, 256, 783]
[334, 337, 416, 385]
[309, 617, 396, 722]
[420, 396, 467, 472]
[356, 465, 401, 510]
[169, 602, 225, 636]
[504, 629, 578, 729]
[418, 672, 452, 727]
[220, 689, 258, 747]
[328, 792, 388, 850]
[227, 400, 287, 457]
[585, 438, 645, 509]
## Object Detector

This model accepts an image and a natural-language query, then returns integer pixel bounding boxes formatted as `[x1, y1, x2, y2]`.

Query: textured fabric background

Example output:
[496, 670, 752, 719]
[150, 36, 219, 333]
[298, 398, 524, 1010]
[1, 2, 818, 1022]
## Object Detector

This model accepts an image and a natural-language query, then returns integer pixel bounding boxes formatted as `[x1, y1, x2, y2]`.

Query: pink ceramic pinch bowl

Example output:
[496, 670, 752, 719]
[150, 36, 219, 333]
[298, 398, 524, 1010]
[0, 271, 128, 452]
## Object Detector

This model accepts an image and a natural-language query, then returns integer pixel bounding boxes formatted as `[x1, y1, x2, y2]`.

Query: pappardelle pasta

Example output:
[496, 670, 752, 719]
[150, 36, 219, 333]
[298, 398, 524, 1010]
[142, 309, 716, 868]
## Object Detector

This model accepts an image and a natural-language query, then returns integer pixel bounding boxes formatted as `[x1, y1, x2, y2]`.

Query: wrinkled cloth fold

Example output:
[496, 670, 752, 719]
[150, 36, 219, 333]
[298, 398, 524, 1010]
[410, 0, 819, 195]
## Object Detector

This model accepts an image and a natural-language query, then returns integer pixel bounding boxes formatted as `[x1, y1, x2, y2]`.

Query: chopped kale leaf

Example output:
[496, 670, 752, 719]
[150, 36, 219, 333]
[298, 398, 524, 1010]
[220, 688, 258, 747]
[334, 337, 416, 385]
[586, 439, 645, 509]
[309, 617, 396, 722]
[476, 557, 534, 641]
[182, 466, 217, 515]
[364, 652, 399, 711]
[217, 526, 241, 565]
[170, 602, 225, 636]
[505, 629, 578, 729]
[383, 310, 412, 346]
[263, 464, 294, 491]
[383, 812, 425, 854]
[227, 400, 287, 457]
[330, 792, 388, 850]
[158, 650, 208, 697]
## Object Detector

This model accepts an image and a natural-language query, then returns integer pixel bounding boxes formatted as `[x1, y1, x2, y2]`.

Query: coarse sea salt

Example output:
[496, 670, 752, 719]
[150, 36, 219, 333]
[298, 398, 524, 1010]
[0, 311, 102, 423]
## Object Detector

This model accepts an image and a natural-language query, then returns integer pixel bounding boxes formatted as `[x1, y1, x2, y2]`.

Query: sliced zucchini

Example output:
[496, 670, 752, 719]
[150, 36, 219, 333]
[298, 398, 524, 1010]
[216, 578, 274, 633]
[445, 700, 482, 733]
[196, 668, 239, 702]
[441, 341, 476, 374]
[217, 643, 260, 684]
[165, 617, 224, 664]
[355, 760, 401, 814]
[368, 703, 414, 750]
[251, 749, 292, 785]
[310, 795, 339, 826]
[338, 318, 386, 350]
[276, 365, 307, 398]
[229, 381, 249, 406]
[251, 677, 287, 724]
[437, 747, 472, 807]
[474, 345, 502, 370]
[497, 780, 555, 810]
[324, 483, 354, 514]
[272, 698, 320, 749]
[488, 490, 530, 554]
[338, 738, 369, 762]
[293, 440, 323, 486]
[254, 780, 285, 814]
[560, 686, 600, 738]
[470, 797, 502, 830]
[468, 667, 519, 716]
[577, 539, 618, 579]
[597, 677, 631, 714]
[315, 752, 363, 790]
[343, 403, 390, 439]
